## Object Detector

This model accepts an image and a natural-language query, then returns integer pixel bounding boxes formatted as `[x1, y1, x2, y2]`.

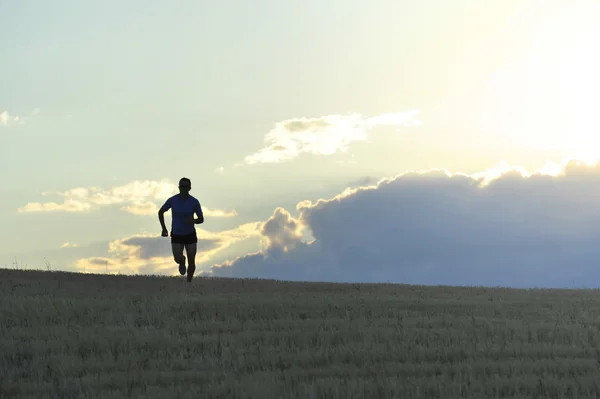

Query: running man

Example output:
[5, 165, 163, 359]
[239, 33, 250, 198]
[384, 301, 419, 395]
[158, 177, 204, 282]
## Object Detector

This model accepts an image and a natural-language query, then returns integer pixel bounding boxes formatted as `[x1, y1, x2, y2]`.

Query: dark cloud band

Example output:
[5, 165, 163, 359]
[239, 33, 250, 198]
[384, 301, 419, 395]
[211, 160, 600, 289]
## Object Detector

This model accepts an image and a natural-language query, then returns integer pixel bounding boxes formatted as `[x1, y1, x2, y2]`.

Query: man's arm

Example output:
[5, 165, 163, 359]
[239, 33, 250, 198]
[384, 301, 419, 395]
[158, 199, 171, 231]
[158, 210, 168, 231]
[194, 200, 204, 224]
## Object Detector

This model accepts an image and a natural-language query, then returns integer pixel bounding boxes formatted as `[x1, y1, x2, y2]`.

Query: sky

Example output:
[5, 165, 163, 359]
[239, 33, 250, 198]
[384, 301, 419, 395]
[3, 0, 600, 288]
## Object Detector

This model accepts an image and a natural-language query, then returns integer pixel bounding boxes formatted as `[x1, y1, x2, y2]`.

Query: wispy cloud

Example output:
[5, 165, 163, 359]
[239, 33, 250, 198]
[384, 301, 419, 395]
[203, 207, 237, 217]
[60, 242, 80, 248]
[244, 110, 421, 164]
[18, 180, 173, 213]
[120, 201, 159, 216]
[120, 201, 237, 217]
[18, 180, 236, 217]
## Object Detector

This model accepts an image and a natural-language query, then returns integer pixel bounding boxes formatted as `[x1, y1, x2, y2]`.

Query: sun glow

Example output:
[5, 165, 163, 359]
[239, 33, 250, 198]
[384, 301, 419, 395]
[534, 5, 600, 159]
[556, 33, 600, 158]
[472, 3, 600, 163]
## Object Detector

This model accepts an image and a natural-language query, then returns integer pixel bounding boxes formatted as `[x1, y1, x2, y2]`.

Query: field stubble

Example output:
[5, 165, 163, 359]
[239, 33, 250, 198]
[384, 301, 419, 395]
[2, 269, 600, 398]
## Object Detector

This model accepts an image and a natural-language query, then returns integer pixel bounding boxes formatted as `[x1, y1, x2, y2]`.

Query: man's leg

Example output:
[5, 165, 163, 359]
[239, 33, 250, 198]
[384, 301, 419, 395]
[172, 243, 186, 275]
[184, 243, 197, 282]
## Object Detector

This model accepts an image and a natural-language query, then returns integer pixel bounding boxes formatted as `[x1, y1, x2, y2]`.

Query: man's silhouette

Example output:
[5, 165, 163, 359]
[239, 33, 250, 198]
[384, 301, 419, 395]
[158, 177, 204, 282]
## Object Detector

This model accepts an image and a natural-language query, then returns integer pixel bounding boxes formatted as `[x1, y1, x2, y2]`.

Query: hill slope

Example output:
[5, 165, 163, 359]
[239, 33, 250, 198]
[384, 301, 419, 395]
[2, 269, 600, 398]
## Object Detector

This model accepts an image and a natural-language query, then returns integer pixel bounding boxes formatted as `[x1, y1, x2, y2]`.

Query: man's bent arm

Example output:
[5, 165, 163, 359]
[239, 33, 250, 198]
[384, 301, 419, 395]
[194, 201, 204, 224]
[158, 210, 168, 230]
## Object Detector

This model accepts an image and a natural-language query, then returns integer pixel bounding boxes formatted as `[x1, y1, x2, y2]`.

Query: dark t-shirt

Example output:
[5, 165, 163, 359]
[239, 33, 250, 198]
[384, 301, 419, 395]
[159, 194, 202, 235]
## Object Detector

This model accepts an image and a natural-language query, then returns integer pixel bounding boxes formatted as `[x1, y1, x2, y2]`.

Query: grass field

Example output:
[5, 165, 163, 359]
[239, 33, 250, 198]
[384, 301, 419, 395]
[2, 269, 600, 398]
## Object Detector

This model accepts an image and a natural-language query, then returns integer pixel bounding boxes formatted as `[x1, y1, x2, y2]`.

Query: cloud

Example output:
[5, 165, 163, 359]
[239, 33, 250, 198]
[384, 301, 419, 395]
[111, 235, 223, 260]
[1, 110, 24, 126]
[70, 222, 262, 275]
[210, 157, 600, 288]
[120, 201, 158, 216]
[20, 201, 92, 213]
[346, 176, 380, 188]
[203, 207, 237, 217]
[19, 180, 174, 213]
[260, 207, 304, 255]
[244, 110, 421, 164]
[18, 180, 236, 217]
[88, 257, 112, 266]
[60, 242, 80, 248]
[120, 202, 236, 217]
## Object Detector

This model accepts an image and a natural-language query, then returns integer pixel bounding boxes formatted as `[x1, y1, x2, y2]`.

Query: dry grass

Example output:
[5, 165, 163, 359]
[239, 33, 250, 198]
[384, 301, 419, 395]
[2, 269, 600, 398]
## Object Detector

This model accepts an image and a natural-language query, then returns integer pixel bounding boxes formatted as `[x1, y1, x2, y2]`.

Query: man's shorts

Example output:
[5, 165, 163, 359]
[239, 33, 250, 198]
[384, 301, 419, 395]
[171, 231, 198, 245]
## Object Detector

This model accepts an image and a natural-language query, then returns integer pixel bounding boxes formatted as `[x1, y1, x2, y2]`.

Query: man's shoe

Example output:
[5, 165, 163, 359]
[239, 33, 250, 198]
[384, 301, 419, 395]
[187, 265, 196, 282]
[178, 256, 186, 276]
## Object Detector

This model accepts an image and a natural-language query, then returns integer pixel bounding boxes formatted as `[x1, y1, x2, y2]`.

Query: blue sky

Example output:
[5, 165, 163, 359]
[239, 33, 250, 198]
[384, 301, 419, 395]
[3, 1, 600, 287]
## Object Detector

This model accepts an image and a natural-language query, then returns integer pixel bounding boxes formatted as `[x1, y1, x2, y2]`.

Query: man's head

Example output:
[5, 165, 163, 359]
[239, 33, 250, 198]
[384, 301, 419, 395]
[178, 177, 191, 195]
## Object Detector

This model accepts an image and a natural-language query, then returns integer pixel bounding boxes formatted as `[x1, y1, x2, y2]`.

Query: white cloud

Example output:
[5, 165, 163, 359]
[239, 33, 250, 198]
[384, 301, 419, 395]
[210, 157, 600, 289]
[0, 110, 23, 126]
[244, 110, 421, 164]
[18, 180, 173, 213]
[260, 207, 304, 254]
[1, 111, 8, 125]
[18, 180, 236, 217]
